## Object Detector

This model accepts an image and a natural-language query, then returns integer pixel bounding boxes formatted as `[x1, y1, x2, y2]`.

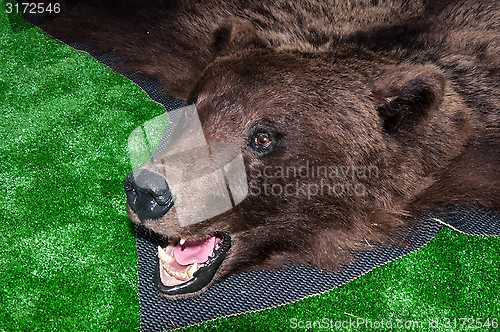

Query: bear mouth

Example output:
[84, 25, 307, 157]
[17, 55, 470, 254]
[154, 232, 231, 297]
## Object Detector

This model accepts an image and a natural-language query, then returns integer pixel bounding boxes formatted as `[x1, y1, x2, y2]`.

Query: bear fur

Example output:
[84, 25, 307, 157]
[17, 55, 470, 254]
[38, 0, 500, 294]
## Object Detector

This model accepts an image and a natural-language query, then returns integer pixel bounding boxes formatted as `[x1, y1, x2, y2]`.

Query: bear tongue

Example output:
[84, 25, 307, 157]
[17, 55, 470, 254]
[173, 236, 220, 265]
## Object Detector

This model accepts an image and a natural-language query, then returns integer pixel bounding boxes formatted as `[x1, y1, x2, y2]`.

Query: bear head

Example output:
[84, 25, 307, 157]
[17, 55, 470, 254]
[124, 19, 477, 298]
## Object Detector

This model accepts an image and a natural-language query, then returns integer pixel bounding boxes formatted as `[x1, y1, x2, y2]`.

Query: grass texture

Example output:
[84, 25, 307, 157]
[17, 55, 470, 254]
[1, 6, 499, 332]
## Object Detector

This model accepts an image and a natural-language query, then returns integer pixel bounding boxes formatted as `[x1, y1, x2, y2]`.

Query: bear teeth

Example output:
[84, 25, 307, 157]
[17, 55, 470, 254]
[157, 245, 200, 280]
[161, 262, 199, 280]
[187, 262, 198, 278]
[157, 246, 174, 264]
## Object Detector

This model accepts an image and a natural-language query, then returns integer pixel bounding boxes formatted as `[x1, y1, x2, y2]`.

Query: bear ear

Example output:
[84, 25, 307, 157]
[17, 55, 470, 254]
[373, 69, 446, 137]
[211, 17, 270, 58]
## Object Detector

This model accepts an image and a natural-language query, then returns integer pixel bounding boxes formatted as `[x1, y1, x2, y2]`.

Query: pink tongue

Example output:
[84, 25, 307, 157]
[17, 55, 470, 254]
[173, 236, 221, 265]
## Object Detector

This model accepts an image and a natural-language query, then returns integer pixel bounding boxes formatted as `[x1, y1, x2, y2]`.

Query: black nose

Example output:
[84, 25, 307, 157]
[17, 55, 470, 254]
[124, 169, 174, 222]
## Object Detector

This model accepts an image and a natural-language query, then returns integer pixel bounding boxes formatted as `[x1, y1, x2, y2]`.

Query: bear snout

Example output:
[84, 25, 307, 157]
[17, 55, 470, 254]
[124, 169, 175, 222]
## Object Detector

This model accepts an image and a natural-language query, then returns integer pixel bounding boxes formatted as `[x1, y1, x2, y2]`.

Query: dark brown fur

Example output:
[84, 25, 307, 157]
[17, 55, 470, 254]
[38, 0, 500, 285]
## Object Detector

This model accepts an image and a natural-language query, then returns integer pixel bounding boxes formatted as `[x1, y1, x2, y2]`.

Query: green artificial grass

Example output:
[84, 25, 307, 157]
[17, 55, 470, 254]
[0, 8, 152, 331]
[1, 6, 499, 332]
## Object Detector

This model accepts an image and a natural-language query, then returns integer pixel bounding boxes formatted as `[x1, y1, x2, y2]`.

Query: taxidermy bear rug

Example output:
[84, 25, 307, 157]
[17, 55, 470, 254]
[22, 0, 500, 330]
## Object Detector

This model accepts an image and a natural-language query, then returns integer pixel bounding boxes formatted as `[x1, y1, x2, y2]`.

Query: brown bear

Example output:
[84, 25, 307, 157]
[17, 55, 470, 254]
[36, 0, 500, 298]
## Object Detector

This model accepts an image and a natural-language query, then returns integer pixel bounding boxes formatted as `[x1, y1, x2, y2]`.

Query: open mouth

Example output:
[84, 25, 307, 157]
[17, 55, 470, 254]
[154, 232, 231, 297]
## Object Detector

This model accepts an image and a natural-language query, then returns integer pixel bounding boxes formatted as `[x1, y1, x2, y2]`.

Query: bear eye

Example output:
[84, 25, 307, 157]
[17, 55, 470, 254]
[248, 121, 283, 156]
[255, 133, 271, 147]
